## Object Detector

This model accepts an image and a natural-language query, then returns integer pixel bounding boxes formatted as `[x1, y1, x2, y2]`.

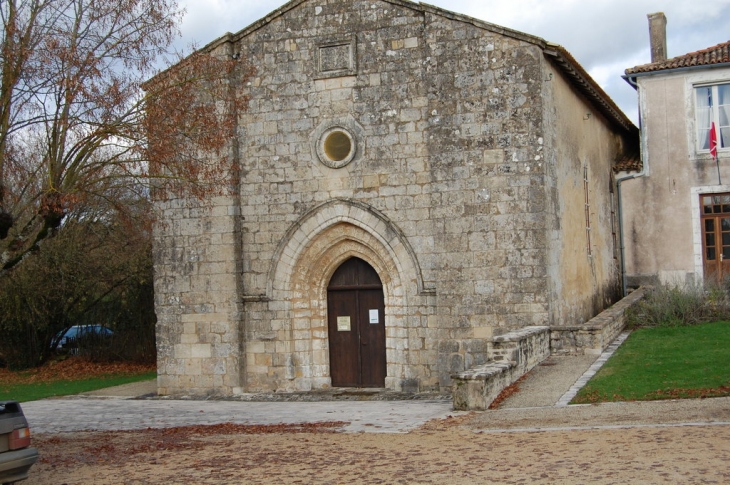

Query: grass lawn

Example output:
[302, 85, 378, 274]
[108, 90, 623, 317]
[0, 358, 156, 403]
[572, 321, 730, 404]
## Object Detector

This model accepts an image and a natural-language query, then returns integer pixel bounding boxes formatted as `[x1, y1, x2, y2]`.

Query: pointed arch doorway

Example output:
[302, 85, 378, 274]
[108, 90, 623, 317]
[327, 257, 386, 388]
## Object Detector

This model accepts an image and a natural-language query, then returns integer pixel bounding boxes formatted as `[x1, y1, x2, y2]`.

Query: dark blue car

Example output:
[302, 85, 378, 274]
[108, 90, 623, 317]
[53, 325, 114, 351]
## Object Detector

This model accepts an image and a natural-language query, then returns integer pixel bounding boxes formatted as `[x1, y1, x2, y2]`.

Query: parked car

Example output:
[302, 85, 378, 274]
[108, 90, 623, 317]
[0, 401, 38, 484]
[53, 325, 114, 351]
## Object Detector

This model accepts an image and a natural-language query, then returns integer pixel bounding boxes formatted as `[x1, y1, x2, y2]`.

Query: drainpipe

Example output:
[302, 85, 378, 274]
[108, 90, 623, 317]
[616, 71, 647, 297]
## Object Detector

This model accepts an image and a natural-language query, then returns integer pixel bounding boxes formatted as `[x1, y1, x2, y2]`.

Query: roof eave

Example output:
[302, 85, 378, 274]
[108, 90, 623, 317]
[544, 44, 637, 134]
[624, 61, 730, 83]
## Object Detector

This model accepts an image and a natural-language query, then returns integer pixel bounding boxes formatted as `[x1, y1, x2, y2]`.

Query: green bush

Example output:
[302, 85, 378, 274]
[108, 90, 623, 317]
[627, 281, 730, 329]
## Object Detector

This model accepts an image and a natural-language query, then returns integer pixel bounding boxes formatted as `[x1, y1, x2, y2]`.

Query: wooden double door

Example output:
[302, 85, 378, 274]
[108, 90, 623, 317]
[701, 194, 730, 281]
[327, 258, 386, 388]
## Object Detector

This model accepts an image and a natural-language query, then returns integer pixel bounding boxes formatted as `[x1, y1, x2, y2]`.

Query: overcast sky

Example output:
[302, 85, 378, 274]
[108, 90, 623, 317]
[176, 0, 730, 124]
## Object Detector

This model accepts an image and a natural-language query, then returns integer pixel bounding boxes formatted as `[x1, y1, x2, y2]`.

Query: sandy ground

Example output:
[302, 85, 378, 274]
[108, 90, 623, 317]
[30, 413, 730, 484]
[27, 353, 730, 483]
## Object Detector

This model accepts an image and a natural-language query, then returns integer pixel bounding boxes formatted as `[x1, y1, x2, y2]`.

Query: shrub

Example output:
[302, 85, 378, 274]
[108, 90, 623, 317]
[627, 281, 730, 329]
[0, 218, 156, 369]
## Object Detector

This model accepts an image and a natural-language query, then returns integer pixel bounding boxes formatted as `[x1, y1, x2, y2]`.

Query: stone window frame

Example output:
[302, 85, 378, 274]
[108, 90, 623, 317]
[317, 127, 356, 168]
[315, 35, 357, 79]
[312, 116, 364, 169]
[682, 69, 730, 161]
[694, 82, 730, 155]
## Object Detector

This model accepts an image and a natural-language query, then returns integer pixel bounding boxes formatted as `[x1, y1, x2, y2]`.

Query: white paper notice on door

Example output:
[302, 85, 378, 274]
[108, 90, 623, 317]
[337, 316, 351, 331]
[369, 309, 379, 324]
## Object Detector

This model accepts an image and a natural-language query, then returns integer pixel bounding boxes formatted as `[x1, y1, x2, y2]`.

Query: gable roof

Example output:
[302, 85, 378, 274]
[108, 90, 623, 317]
[196, 0, 636, 134]
[625, 40, 730, 75]
[203, 0, 546, 52]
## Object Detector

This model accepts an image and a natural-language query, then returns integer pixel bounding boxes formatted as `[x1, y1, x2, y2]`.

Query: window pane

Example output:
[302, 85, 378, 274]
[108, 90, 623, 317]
[718, 84, 730, 104]
[724, 246, 730, 259]
[708, 247, 717, 260]
[706, 219, 715, 231]
[722, 218, 730, 230]
[723, 233, 730, 246]
[697, 87, 713, 150]
[721, 127, 730, 149]
[697, 86, 713, 109]
[698, 127, 711, 150]
[720, 105, 730, 126]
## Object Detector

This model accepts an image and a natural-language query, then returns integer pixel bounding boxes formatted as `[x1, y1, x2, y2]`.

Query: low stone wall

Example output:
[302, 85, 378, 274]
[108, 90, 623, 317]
[491, 326, 551, 377]
[550, 287, 647, 355]
[452, 326, 550, 411]
[452, 361, 517, 411]
[452, 288, 648, 410]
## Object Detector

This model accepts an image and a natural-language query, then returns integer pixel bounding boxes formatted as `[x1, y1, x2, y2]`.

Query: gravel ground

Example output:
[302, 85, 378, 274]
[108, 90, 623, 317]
[27, 349, 730, 483]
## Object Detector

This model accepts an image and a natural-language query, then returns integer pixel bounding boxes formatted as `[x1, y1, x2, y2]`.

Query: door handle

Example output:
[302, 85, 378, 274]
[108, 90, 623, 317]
[361, 341, 368, 346]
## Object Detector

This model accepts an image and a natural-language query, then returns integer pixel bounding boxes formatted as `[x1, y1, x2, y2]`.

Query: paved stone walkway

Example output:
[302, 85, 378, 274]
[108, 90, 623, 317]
[555, 331, 631, 406]
[22, 332, 730, 436]
[22, 398, 456, 434]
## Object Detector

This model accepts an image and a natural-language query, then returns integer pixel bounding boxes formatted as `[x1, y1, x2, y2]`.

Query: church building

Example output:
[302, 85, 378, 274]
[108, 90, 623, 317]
[152, 0, 638, 396]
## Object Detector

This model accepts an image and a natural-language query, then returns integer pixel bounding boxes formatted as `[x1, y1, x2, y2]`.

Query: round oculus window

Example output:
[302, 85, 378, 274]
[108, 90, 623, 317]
[317, 128, 356, 168]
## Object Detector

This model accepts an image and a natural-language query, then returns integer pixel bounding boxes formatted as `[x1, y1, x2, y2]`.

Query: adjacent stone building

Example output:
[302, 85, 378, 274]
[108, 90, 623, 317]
[153, 0, 638, 396]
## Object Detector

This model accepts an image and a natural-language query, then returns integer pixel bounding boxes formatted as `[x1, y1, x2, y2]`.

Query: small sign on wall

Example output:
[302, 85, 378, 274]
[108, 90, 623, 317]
[369, 309, 379, 324]
[337, 316, 351, 331]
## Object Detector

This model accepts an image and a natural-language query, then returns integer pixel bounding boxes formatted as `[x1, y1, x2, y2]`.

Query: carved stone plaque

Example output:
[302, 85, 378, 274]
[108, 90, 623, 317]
[315, 37, 356, 78]
[319, 44, 352, 73]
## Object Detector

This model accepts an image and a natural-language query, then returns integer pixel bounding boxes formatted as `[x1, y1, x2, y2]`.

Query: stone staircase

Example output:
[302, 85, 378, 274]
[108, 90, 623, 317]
[452, 288, 647, 410]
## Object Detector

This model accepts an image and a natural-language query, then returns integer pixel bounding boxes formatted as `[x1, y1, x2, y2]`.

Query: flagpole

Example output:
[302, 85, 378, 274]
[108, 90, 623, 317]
[717, 155, 722, 185]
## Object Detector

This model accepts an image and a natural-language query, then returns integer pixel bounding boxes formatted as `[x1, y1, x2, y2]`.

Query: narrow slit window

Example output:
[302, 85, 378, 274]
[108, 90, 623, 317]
[584, 165, 592, 256]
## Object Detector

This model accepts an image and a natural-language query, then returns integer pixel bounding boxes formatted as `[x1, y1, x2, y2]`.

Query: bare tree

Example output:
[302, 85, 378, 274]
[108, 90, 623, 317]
[0, 0, 246, 271]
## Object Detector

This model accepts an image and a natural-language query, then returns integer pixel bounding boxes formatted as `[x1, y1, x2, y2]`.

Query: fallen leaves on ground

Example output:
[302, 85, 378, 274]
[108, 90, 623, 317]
[36, 422, 348, 468]
[0, 357, 155, 385]
[31, 422, 730, 485]
[489, 373, 529, 409]
[574, 385, 730, 403]
[646, 385, 730, 400]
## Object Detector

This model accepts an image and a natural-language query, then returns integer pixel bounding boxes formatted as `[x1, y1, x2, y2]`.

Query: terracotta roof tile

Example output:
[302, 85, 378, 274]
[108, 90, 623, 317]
[613, 154, 642, 173]
[626, 40, 730, 75]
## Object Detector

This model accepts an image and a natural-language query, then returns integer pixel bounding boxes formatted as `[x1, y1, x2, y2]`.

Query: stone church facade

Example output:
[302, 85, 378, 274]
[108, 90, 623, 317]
[153, 0, 638, 396]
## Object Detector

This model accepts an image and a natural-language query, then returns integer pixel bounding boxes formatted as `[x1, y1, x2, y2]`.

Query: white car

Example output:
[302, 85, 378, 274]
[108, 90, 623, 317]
[0, 401, 38, 484]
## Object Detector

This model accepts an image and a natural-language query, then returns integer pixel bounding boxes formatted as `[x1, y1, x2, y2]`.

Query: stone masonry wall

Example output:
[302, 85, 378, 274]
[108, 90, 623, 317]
[153, 0, 629, 396]
[152, 35, 247, 397]
[153, 195, 243, 396]
[234, 0, 549, 392]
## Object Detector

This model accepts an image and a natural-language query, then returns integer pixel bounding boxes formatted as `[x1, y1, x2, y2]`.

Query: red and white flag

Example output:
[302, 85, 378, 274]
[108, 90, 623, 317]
[710, 121, 719, 160]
